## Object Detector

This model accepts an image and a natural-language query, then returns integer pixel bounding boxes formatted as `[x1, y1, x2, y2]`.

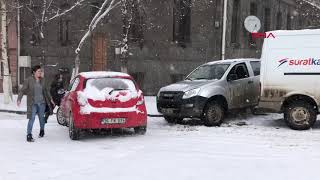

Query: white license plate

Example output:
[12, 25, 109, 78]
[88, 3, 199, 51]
[101, 118, 126, 124]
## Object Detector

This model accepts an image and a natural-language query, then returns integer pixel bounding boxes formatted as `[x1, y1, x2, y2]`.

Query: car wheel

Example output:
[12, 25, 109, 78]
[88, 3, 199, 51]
[250, 106, 259, 115]
[69, 112, 80, 140]
[56, 107, 67, 126]
[202, 101, 225, 127]
[164, 116, 183, 124]
[284, 100, 317, 130]
[134, 126, 147, 135]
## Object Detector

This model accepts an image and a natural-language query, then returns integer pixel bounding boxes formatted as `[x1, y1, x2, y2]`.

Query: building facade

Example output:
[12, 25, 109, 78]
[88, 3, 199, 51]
[17, 0, 319, 95]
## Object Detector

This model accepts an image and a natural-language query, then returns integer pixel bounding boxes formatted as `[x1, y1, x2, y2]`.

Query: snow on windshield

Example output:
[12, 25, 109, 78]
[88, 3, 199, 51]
[79, 78, 139, 103]
[186, 64, 230, 80]
[79, 71, 130, 79]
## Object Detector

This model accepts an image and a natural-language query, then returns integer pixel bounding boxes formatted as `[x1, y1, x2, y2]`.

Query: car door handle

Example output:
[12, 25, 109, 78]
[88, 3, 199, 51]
[248, 81, 254, 84]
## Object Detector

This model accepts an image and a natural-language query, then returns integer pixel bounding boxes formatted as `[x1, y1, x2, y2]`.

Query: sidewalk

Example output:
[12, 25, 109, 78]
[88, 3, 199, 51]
[0, 94, 163, 117]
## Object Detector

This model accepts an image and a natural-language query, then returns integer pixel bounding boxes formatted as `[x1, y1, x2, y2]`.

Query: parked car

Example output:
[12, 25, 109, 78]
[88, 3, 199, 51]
[59, 71, 147, 140]
[259, 29, 320, 130]
[157, 58, 261, 126]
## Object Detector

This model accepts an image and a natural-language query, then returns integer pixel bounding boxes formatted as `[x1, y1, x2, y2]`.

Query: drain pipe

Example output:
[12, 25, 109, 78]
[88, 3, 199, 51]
[17, 0, 21, 89]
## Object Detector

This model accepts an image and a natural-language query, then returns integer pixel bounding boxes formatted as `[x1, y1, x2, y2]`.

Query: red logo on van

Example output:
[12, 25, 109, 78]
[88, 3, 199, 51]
[278, 58, 288, 67]
[252, 32, 276, 40]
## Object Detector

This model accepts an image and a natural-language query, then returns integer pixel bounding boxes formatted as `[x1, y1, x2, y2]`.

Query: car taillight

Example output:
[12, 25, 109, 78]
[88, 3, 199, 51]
[137, 96, 145, 105]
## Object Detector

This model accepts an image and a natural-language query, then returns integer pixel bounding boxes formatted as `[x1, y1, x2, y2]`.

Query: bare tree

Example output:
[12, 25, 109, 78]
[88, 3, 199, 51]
[0, 0, 14, 104]
[22, 0, 88, 39]
[73, 0, 121, 78]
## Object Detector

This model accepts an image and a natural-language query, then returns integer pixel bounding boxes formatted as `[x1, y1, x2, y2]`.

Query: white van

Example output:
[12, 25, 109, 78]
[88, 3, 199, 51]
[259, 29, 320, 130]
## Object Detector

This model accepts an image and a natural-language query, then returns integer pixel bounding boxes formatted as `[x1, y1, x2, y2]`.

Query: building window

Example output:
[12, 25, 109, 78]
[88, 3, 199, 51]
[250, 2, 257, 16]
[59, 3, 71, 46]
[276, 12, 282, 30]
[173, 0, 191, 48]
[59, 18, 70, 46]
[91, 2, 103, 19]
[0, 61, 3, 78]
[29, 5, 41, 46]
[128, 1, 145, 48]
[287, 14, 292, 30]
[264, 8, 271, 32]
[231, 0, 240, 44]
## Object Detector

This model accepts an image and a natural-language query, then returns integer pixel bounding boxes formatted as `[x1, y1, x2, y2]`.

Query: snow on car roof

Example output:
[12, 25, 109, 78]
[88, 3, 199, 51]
[205, 58, 260, 65]
[79, 71, 131, 79]
[267, 29, 320, 36]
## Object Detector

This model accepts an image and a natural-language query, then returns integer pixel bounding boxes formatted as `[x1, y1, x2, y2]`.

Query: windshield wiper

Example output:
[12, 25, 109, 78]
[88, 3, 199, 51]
[194, 78, 208, 80]
[109, 88, 128, 95]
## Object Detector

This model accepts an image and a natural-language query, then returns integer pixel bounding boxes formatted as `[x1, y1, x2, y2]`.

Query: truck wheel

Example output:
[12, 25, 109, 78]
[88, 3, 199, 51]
[56, 107, 66, 126]
[284, 101, 317, 130]
[134, 126, 147, 135]
[164, 116, 183, 124]
[69, 112, 80, 140]
[203, 101, 225, 127]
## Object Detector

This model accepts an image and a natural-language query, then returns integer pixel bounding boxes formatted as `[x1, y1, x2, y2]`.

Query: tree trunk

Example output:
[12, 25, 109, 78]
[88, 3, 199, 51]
[1, 0, 13, 104]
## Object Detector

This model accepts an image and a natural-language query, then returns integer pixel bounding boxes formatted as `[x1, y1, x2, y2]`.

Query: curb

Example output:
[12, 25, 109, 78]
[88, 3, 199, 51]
[0, 109, 164, 117]
[0, 109, 27, 114]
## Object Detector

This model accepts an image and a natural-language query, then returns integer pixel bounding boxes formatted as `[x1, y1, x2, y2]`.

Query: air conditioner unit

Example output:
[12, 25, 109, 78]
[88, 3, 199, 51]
[18, 56, 32, 87]
[18, 56, 31, 67]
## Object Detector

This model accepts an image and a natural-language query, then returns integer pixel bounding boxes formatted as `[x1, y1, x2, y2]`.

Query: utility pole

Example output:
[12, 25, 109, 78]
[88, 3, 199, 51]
[221, 0, 228, 60]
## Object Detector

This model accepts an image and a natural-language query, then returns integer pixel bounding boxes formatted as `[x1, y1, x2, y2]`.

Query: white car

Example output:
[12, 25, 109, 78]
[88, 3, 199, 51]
[259, 29, 320, 130]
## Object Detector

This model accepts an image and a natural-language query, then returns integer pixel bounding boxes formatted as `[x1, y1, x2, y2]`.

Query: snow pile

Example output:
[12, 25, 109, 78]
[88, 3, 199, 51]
[77, 78, 144, 115]
[79, 71, 131, 79]
[0, 94, 27, 111]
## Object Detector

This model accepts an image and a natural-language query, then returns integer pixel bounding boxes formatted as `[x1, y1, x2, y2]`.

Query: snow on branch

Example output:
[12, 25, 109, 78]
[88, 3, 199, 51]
[45, 0, 87, 22]
[75, 0, 121, 54]
[301, 0, 320, 10]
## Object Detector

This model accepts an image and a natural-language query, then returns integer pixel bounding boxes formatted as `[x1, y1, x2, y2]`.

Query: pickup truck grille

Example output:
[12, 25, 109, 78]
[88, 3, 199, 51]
[159, 91, 184, 100]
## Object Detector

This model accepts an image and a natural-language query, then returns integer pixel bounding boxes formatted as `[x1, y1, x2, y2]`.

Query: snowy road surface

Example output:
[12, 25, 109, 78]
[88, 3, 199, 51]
[1, 97, 320, 180]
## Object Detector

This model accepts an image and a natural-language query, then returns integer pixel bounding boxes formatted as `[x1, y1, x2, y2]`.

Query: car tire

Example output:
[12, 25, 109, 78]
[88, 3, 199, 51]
[284, 100, 317, 130]
[250, 106, 259, 115]
[56, 107, 67, 126]
[164, 116, 183, 124]
[202, 101, 225, 127]
[134, 126, 147, 135]
[69, 112, 80, 140]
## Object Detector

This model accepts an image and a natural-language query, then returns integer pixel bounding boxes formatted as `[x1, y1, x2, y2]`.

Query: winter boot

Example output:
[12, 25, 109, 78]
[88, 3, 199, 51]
[27, 134, 34, 142]
[39, 130, 45, 138]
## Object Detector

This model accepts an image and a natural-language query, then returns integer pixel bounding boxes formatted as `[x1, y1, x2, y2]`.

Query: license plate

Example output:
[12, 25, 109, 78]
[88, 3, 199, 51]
[101, 118, 126, 124]
[162, 108, 174, 114]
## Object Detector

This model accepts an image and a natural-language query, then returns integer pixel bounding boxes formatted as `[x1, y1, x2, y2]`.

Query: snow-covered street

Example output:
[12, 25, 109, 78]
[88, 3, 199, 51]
[1, 96, 320, 180]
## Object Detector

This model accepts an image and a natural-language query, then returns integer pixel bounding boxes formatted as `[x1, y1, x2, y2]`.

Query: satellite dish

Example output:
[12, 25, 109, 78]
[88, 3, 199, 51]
[244, 16, 261, 33]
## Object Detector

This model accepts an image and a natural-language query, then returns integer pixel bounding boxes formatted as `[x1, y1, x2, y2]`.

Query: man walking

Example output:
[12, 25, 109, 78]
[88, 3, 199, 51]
[17, 65, 54, 142]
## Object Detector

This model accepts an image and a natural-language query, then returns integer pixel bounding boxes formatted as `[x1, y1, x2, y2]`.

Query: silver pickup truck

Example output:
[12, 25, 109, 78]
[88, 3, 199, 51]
[157, 58, 261, 126]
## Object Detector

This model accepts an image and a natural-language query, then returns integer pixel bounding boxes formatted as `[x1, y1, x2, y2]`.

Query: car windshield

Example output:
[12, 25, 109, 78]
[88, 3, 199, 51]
[85, 78, 137, 92]
[186, 64, 230, 81]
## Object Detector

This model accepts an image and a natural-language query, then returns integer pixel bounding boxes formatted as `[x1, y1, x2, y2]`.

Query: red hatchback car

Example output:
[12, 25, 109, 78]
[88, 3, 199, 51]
[58, 71, 147, 140]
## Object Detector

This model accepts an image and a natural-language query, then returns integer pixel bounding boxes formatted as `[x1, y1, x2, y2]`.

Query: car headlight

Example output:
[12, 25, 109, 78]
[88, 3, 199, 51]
[183, 88, 200, 99]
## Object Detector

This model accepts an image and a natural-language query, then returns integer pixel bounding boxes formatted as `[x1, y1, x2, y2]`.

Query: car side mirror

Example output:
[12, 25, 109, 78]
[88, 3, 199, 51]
[227, 74, 238, 81]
